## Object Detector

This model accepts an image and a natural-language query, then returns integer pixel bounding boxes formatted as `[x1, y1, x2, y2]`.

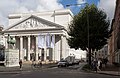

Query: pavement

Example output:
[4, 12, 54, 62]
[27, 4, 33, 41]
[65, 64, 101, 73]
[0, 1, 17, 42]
[0, 63, 57, 73]
[97, 64, 120, 76]
[84, 63, 120, 76]
[0, 62, 120, 76]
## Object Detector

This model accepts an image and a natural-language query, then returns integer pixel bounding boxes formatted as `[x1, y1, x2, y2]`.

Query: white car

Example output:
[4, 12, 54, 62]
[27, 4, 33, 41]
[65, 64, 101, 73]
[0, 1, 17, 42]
[57, 60, 69, 67]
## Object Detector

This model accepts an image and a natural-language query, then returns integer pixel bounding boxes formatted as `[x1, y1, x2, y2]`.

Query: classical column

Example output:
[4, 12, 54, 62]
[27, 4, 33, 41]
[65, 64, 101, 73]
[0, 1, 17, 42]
[61, 35, 66, 59]
[54, 35, 61, 61]
[35, 36, 38, 61]
[38, 49, 42, 60]
[46, 49, 49, 56]
[52, 35, 55, 61]
[5, 36, 8, 49]
[27, 36, 30, 61]
[20, 36, 23, 60]
[60, 35, 63, 59]
[44, 35, 47, 61]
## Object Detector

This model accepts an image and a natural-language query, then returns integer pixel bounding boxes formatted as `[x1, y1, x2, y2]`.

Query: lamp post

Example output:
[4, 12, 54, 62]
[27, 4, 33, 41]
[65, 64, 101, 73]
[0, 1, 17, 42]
[66, 3, 91, 65]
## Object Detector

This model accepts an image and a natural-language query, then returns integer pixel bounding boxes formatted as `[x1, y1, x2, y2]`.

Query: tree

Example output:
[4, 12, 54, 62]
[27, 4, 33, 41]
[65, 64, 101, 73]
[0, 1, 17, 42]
[67, 4, 110, 65]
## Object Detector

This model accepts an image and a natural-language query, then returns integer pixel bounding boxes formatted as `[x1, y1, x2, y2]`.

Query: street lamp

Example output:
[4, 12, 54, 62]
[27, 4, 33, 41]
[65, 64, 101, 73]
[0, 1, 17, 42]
[66, 3, 90, 64]
[66, 2, 87, 7]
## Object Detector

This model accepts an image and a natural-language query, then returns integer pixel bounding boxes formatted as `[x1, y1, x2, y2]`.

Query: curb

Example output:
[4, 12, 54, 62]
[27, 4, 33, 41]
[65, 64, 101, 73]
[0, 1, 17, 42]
[97, 72, 120, 76]
[82, 69, 120, 76]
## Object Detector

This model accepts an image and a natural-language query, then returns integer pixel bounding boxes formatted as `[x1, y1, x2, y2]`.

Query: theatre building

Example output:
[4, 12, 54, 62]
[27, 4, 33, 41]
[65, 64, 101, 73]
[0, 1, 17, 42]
[3, 9, 75, 64]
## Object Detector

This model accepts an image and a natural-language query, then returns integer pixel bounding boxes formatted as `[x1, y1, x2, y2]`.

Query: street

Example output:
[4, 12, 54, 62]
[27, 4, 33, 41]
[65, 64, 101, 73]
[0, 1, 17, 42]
[0, 64, 119, 78]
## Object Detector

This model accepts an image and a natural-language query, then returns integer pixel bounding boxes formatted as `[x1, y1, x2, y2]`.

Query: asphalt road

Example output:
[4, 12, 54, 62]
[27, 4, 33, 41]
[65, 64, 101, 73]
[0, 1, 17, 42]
[0, 65, 119, 78]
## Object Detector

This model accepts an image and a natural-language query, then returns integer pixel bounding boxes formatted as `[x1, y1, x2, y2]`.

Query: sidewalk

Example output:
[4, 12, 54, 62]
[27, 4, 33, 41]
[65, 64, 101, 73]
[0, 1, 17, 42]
[97, 71, 120, 76]
[93, 64, 120, 76]
[81, 63, 120, 76]
[0, 63, 57, 72]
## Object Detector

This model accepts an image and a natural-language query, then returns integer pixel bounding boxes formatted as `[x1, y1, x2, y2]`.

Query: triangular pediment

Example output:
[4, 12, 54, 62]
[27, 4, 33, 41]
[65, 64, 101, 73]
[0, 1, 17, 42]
[5, 15, 63, 31]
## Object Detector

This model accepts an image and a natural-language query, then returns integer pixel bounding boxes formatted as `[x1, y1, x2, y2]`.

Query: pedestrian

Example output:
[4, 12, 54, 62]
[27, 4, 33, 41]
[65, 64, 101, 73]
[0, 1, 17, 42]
[92, 59, 97, 72]
[97, 59, 101, 71]
[19, 59, 22, 70]
[38, 61, 42, 68]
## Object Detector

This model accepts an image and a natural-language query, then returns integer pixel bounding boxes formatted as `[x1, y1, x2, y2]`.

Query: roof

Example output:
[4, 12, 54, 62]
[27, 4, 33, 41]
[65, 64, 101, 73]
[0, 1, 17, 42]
[5, 15, 64, 31]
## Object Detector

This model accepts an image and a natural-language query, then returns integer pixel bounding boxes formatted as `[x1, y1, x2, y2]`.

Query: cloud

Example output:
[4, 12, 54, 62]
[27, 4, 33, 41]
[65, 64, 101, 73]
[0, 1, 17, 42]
[36, 0, 63, 12]
[15, 7, 30, 13]
[98, 0, 116, 22]
[0, 0, 64, 28]
[77, 0, 86, 4]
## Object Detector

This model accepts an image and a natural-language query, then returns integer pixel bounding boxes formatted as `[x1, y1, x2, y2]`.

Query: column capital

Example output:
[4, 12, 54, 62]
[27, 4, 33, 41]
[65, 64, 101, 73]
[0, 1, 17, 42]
[17, 36, 23, 38]
[34, 35, 38, 37]
[26, 35, 31, 37]
[19, 36, 23, 38]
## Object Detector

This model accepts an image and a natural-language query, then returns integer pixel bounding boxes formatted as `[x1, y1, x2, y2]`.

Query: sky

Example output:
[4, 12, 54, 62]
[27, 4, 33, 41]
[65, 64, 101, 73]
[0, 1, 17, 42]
[0, 0, 116, 28]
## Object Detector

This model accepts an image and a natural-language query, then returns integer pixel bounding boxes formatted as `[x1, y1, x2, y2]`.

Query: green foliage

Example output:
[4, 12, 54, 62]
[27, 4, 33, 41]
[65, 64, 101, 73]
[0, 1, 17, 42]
[68, 4, 110, 51]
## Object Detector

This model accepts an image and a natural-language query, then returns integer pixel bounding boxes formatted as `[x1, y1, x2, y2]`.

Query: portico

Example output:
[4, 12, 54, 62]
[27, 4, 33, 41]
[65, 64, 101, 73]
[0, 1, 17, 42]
[4, 16, 69, 62]
[3, 9, 74, 63]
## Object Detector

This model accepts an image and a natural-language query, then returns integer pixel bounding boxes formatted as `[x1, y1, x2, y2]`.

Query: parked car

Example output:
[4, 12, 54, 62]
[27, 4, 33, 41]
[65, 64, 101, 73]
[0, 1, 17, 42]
[57, 60, 69, 67]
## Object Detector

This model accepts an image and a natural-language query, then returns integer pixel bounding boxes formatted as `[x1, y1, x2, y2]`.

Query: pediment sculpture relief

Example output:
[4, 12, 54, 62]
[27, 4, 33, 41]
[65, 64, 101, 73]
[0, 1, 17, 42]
[12, 18, 48, 30]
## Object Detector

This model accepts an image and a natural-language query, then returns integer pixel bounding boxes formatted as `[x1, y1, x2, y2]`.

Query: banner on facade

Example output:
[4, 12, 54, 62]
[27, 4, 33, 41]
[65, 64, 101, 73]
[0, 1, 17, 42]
[38, 35, 45, 48]
[38, 34, 55, 48]
[46, 33, 51, 48]
[46, 34, 55, 48]
[51, 35, 55, 48]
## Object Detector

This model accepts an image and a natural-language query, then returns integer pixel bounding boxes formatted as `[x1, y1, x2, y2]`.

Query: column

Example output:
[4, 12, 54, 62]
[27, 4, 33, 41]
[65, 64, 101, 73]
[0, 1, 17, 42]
[60, 35, 63, 59]
[55, 35, 61, 61]
[44, 35, 47, 61]
[35, 36, 38, 61]
[27, 36, 30, 61]
[20, 36, 23, 60]
[46, 48, 49, 60]
[39, 49, 42, 60]
[61, 35, 66, 59]
[52, 35, 55, 61]
[5, 37, 8, 49]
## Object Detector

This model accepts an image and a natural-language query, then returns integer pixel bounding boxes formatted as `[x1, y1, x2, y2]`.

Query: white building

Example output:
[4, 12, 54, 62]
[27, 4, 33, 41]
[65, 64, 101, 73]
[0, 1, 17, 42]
[94, 45, 108, 60]
[2, 9, 86, 63]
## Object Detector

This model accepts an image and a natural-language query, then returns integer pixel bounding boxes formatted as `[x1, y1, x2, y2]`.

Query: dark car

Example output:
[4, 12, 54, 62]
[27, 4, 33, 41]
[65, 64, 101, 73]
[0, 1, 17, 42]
[57, 60, 69, 67]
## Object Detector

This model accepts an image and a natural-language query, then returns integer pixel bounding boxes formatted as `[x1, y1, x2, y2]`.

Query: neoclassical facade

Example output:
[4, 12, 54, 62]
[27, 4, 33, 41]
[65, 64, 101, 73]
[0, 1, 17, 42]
[3, 9, 74, 62]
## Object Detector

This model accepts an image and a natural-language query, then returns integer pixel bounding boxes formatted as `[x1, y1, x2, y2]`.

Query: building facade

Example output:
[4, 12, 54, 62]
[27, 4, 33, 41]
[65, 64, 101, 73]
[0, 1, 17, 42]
[95, 45, 108, 60]
[108, 0, 120, 64]
[2, 9, 77, 62]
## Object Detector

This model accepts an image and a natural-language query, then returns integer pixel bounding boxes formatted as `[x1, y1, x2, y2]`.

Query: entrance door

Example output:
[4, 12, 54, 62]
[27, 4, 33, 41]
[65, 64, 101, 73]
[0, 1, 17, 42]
[30, 53, 35, 61]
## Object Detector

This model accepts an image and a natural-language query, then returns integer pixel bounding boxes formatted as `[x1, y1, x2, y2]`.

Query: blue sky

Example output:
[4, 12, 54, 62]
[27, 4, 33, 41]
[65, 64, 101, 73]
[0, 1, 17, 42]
[60, 0, 99, 7]
[59, 0, 99, 14]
